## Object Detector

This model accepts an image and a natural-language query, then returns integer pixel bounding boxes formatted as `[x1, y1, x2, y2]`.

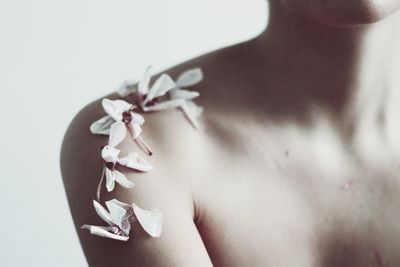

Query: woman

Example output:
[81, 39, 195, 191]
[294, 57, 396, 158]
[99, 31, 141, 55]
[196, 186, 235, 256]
[60, 0, 400, 266]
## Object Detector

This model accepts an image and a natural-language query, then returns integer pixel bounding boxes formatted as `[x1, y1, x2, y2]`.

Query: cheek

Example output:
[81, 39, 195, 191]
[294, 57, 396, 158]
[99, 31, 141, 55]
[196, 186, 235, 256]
[280, 0, 400, 26]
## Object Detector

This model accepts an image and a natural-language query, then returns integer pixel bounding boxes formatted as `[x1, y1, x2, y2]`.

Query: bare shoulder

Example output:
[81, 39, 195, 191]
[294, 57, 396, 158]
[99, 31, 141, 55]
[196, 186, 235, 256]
[60, 60, 215, 266]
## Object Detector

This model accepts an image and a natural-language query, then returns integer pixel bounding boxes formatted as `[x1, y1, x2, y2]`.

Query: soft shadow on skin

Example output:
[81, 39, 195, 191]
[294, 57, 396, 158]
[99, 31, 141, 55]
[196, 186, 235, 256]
[158, 31, 362, 148]
[203, 114, 249, 155]
[196, 41, 358, 139]
[316, 226, 371, 267]
[314, 222, 396, 267]
[190, 32, 400, 172]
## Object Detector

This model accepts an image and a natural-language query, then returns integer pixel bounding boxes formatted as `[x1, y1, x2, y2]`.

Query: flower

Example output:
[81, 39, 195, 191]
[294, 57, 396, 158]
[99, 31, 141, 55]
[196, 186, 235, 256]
[90, 99, 132, 135]
[81, 199, 163, 241]
[81, 199, 135, 241]
[97, 145, 154, 199]
[117, 66, 177, 111]
[117, 67, 204, 128]
[90, 98, 152, 155]
[168, 68, 204, 129]
[84, 66, 204, 243]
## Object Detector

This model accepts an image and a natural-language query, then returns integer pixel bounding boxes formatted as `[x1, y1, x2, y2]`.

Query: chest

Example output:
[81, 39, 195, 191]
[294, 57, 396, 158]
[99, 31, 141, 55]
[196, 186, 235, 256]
[193, 118, 400, 267]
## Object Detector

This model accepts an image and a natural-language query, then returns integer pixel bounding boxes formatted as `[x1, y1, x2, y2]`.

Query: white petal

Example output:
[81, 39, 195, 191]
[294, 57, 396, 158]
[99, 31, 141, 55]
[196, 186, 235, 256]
[133, 203, 163, 237]
[92, 200, 114, 226]
[144, 74, 175, 104]
[117, 79, 137, 97]
[90, 115, 114, 135]
[118, 151, 154, 172]
[108, 199, 135, 235]
[131, 112, 145, 125]
[105, 167, 115, 192]
[186, 100, 203, 117]
[180, 101, 202, 129]
[129, 112, 145, 139]
[142, 99, 185, 112]
[109, 198, 133, 210]
[176, 68, 203, 87]
[105, 199, 128, 228]
[109, 121, 127, 147]
[138, 66, 152, 95]
[112, 169, 135, 189]
[169, 88, 200, 100]
[101, 145, 120, 163]
[81, 225, 129, 241]
[129, 122, 142, 139]
[102, 98, 131, 121]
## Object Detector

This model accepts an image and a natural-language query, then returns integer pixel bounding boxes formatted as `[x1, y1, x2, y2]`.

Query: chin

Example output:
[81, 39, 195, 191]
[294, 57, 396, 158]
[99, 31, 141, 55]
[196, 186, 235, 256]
[280, 0, 400, 27]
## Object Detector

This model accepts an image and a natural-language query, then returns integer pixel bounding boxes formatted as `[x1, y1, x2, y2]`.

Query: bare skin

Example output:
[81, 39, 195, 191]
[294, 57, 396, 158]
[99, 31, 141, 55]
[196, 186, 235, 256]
[61, 1, 400, 266]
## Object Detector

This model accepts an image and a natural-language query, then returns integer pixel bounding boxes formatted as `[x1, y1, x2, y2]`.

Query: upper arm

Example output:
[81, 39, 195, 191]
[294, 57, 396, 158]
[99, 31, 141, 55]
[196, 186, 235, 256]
[99, 203, 211, 267]
[81, 195, 213, 267]
[60, 102, 213, 267]
[81, 161, 213, 267]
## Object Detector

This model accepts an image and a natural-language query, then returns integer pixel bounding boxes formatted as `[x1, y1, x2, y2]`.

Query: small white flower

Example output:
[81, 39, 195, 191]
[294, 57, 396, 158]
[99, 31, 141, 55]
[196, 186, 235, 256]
[102, 146, 154, 173]
[101, 144, 120, 164]
[117, 66, 177, 110]
[116, 67, 203, 128]
[137, 68, 203, 128]
[82, 199, 163, 241]
[98, 145, 154, 195]
[81, 199, 134, 241]
[91, 98, 152, 155]
[138, 66, 177, 108]
[169, 68, 204, 129]
[90, 99, 132, 135]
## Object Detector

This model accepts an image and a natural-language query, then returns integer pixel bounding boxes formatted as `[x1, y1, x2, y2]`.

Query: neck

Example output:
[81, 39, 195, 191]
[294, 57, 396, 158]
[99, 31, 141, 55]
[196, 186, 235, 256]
[250, 1, 400, 137]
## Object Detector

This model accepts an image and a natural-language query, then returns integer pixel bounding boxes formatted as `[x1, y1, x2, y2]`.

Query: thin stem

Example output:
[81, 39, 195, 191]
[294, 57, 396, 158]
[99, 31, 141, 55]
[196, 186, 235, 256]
[135, 135, 153, 156]
[127, 125, 153, 156]
[96, 165, 106, 201]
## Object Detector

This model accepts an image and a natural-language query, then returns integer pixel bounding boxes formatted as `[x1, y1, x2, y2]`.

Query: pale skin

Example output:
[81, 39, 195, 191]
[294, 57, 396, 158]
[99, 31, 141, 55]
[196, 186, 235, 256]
[61, 0, 400, 266]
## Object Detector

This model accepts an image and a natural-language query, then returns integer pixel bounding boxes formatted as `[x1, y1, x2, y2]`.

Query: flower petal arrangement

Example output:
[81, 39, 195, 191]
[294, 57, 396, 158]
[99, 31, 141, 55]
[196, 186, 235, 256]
[81, 199, 134, 241]
[170, 68, 204, 128]
[117, 66, 203, 128]
[81, 199, 163, 241]
[91, 98, 152, 155]
[82, 66, 204, 241]
[98, 145, 154, 196]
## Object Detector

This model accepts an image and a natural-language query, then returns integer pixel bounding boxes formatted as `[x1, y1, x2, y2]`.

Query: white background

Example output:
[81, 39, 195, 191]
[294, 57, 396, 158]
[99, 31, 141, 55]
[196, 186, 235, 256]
[0, 0, 267, 266]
